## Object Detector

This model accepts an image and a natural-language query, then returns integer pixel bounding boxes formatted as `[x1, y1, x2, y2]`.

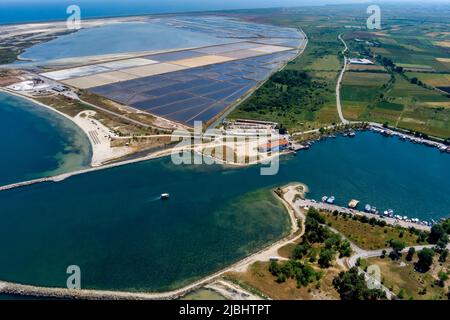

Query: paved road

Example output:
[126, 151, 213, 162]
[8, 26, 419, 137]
[296, 198, 431, 232]
[336, 34, 350, 125]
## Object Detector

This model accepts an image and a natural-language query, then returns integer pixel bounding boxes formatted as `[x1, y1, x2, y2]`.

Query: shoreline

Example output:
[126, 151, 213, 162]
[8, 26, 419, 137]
[0, 88, 135, 167]
[0, 184, 302, 300]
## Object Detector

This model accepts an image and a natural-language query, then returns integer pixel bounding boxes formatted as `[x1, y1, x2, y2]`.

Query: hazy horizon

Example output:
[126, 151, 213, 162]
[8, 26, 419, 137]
[1, 0, 449, 24]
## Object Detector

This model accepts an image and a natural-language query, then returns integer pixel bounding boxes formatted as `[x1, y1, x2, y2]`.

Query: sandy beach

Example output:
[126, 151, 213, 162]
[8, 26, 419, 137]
[0, 88, 133, 167]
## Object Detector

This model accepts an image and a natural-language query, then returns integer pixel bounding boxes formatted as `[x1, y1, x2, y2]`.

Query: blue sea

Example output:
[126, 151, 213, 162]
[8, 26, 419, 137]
[0, 0, 359, 25]
[0, 92, 91, 185]
[0, 128, 449, 291]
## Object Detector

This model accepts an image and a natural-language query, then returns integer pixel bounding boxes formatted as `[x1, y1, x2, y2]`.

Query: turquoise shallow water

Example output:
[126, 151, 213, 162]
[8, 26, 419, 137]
[0, 92, 91, 185]
[0, 94, 449, 291]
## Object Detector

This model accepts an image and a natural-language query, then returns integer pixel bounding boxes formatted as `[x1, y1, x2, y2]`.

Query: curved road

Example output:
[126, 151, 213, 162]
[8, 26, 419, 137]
[336, 34, 350, 124]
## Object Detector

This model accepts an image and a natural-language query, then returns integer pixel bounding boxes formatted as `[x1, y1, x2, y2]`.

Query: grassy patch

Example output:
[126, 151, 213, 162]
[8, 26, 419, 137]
[405, 72, 450, 87]
[225, 261, 340, 300]
[310, 54, 341, 71]
[323, 213, 422, 250]
[375, 100, 404, 111]
[365, 256, 449, 300]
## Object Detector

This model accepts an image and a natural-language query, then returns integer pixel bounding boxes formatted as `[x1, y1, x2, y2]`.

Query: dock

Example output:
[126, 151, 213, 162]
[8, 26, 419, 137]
[295, 198, 431, 232]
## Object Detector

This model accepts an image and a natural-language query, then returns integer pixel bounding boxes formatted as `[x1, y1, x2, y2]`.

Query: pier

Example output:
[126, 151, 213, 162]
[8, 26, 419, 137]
[296, 198, 431, 232]
[0, 177, 55, 191]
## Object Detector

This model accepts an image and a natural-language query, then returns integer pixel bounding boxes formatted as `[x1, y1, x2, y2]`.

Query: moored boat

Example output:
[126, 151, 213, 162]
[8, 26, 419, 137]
[327, 196, 335, 204]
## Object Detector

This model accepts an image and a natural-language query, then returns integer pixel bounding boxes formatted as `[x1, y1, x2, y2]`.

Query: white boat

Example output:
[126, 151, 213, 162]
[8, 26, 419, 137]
[160, 193, 170, 200]
[321, 196, 328, 202]
[365, 204, 371, 212]
[327, 196, 335, 204]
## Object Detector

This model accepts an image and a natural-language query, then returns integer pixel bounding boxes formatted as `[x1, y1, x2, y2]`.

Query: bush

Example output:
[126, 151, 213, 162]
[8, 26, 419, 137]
[318, 248, 335, 268]
[439, 249, 448, 263]
[333, 267, 386, 300]
[415, 248, 435, 273]
[406, 247, 415, 261]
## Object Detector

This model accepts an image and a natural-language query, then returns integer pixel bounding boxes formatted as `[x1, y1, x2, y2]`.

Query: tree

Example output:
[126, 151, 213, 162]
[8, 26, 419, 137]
[389, 239, 406, 260]
[269, 260, 280, 276]
[437, 272, 448, 288]
[442, 219, 450, 234]
[333, 267, 386, 300]
[428, 224, 448, 245]
[417, 231, 428, 243]
[415, 248, 435, 272]
[324, 234, 341, 249]
[318, 248, 335, 268]
[339, 240, 352, 258]
[292, 242, 311, 260]
[439, 249, 448, 263]
[307, 207, 326, 224]
[406, 247, 416, 262]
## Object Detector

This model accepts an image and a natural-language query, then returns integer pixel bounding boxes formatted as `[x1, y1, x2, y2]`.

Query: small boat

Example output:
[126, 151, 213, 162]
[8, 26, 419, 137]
[327, 196, 335, 204]
[321, 196, 328, 202]
[160, 193, 170, 200]
[365, 204, 371, 212]
[348, 131, 356, 138]
[348, 199, 359, 209]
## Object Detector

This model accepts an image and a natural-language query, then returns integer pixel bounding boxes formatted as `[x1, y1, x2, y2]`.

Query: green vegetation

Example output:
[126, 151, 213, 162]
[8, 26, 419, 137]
[341, 12, 450, 138]
[428, 223, 450, 249]
[416, 248, 435, 273]
[366, 254, 450, 300]
[388, 239, 406, 260]
[229, 10, 345, 132]
[0, 48, 20, 64]
[332, 267, 386, 300]
[323, 210, 425, 250]
[229, 4, 450, 138]
[268, 208, 351, 288]
[229, 66, 337, 132]
[269, 259, 322, 288]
